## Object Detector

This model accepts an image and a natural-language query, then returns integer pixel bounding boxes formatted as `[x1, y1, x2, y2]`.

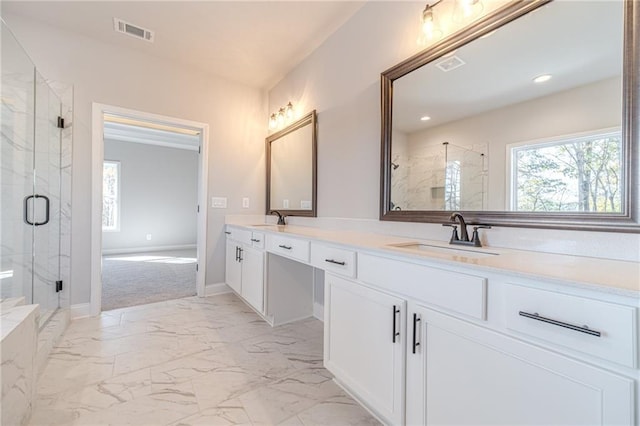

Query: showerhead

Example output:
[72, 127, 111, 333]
[391, 162, 400, 170]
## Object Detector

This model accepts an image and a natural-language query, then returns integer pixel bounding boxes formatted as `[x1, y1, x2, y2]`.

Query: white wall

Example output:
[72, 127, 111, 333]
[268, 1, 640, 262]
[3, 13, 267, 305]
[102, 140, 198, 252]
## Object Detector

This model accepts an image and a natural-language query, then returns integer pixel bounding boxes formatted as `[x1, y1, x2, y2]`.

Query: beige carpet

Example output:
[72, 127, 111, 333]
[101, 249, 197, 311]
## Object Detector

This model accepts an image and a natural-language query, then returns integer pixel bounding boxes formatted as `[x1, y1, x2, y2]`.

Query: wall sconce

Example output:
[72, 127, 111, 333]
[420, 1, 443, 42]
[419, 0, 484, 42]
[269, 101, 294, 130]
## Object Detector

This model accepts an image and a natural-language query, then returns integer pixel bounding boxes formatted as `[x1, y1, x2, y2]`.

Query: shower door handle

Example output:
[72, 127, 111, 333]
[24, 195, 35, 225]
[34, 194, 50, 226]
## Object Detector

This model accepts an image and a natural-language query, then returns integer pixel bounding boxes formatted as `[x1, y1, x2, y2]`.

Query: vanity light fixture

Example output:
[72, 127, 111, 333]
[268, 101, 295, 131]
[420, 115, 432, 121]
[452, 0, 484, 23]
[533, 74, 552, 83]
[421, 1, 443, 40]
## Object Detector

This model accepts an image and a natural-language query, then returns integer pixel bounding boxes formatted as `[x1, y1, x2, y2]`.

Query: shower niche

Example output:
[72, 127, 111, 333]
[1, 21, 72, 326]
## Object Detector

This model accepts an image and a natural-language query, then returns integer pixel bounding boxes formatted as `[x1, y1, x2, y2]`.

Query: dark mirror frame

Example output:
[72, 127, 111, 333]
[380, 0, 640, 232]
[266, 110, 318, 217]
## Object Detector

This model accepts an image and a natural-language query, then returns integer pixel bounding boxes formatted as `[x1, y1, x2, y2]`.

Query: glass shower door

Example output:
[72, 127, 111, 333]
[32, 71, 61, 322]
[0, 23, 36, 302]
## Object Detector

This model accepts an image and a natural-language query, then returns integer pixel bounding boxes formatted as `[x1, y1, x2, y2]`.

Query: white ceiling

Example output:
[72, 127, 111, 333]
[393, 0, 624, 134]
[1, 1, 365, 89]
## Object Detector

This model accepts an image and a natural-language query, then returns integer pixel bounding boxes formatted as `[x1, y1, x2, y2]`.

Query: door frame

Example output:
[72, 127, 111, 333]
[91, 103, 209, 316]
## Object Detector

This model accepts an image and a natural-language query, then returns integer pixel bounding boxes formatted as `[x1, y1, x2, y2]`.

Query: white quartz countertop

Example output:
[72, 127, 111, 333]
[227, 223, 640, 298]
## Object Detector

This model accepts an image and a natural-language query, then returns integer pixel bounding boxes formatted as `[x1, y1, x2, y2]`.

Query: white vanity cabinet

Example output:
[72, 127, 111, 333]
[324, 273, 406, 425]
[225, 227, 265, 313]
[406, 305, 634, 426]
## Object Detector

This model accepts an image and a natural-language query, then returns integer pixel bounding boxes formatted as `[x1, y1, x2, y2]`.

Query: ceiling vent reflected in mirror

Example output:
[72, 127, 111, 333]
[436, 56, 466, 72]
[113, 18, 154, 43]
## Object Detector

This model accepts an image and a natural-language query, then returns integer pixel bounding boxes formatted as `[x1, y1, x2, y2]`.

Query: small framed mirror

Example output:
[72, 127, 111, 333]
[266, 110, 317, 217]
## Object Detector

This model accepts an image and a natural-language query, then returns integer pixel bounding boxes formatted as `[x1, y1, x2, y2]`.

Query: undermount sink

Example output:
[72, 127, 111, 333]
[387, 242, 499, 258]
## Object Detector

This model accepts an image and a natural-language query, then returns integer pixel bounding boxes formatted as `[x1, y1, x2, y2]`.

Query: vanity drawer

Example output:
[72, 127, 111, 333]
[250, 232, 265, 249]
[505, 284, 637, 368]
[267, 234, 310, 263]
[358, 253, 486, 320]
[225, 226, 252, 245]
[310, 243, 356, 278]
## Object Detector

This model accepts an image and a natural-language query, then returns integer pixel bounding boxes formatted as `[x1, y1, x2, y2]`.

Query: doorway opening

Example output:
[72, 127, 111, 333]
[91, 104, 209, 315]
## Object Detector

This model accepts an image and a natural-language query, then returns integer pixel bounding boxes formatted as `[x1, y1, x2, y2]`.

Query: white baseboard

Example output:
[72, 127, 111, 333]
[70, 303, 92, 319]
[205, 282, 231, 296]
[102, 244, 197, 255]
[313, 302, 324, 322]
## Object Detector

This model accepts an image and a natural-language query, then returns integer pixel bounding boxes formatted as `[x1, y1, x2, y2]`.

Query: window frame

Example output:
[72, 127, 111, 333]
[102, 160, 121, 232]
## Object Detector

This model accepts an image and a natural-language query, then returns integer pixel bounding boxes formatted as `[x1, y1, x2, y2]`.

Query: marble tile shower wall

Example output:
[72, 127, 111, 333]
[0, 72, 72, 314]
[391, 142, 487, 211]
[1, 72, 36, 301]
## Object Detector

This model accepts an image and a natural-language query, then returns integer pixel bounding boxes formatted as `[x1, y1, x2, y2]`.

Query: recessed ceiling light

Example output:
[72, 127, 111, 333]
[420, 116, 431, 121]
[533, 74, 552, 83]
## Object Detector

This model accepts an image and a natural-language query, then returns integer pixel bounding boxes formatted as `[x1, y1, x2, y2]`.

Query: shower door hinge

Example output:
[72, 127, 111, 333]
[57, 117, 65, 129]
[196, 264, 199, 272]
[55, 280, 63, 292]
[197, 205, 200, 213]
[198, 146, 201, 154]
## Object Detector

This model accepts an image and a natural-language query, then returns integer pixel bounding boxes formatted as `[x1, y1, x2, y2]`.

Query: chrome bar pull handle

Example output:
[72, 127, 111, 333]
[238, 247, 243, 262]
[324, 259, 346, 266]
[392, 305, 400, 343]
[518, 311, 601, 337]
[412, 313, 421, 354]
[278, 244, 292, 250]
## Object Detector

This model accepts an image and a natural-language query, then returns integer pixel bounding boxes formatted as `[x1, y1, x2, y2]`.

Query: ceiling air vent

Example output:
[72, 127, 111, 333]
[113, 18, 154, 43]
[435, 56, 465, 72]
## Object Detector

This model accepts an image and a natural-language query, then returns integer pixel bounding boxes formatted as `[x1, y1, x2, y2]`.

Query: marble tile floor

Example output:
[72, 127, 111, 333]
[28, 293, 380, 426]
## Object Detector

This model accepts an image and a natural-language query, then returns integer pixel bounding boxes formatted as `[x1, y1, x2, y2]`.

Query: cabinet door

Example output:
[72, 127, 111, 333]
[408, 307, 634, 426]
[324, 274, 405, 425]
[225, 239, 241, 294]
[241, 245, 264, 313]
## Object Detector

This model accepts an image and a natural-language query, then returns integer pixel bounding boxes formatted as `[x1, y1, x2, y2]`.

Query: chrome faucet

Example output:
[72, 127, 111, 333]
[444, 212, 491, 247]
[270, 210, 286, 225]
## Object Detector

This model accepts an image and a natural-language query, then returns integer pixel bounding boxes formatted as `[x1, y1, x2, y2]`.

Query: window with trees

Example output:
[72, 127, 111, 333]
[103, 161, 120, 231]
[511, 130, 622, 213]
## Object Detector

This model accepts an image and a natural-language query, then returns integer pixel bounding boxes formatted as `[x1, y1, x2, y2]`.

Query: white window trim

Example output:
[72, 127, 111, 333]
[505, 127, 622, 211]
[102, 160, 121, 232]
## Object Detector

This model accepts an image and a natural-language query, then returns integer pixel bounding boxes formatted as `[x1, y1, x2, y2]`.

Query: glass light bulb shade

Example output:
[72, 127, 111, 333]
[269, 114, 277, 129]
[453, 0, 483, 22]
[277, 109, 285, 126]
[285, 102, 294, 119]
[419, 4, 442, 41]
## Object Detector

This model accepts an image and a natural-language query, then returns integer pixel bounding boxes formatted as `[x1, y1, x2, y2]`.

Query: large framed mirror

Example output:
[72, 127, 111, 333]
[266, 110, 317, 217]
[381, 0, 639, 231]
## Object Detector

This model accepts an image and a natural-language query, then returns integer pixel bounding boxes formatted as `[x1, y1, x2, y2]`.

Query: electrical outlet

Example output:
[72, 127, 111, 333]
[146, 234, 152, 241]
[301, 200, 312, 209]
[211, 197, 227, 208]
[242, 197, 250, 208]
[283, 199, 290, 208]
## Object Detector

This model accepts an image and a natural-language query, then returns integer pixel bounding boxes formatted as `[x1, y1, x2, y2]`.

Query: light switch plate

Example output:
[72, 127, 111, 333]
[300, 200, 312, 209]
[242, 197, 250, 208]
[283, 199, 290, 208]
[211, 197, 227, 208]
